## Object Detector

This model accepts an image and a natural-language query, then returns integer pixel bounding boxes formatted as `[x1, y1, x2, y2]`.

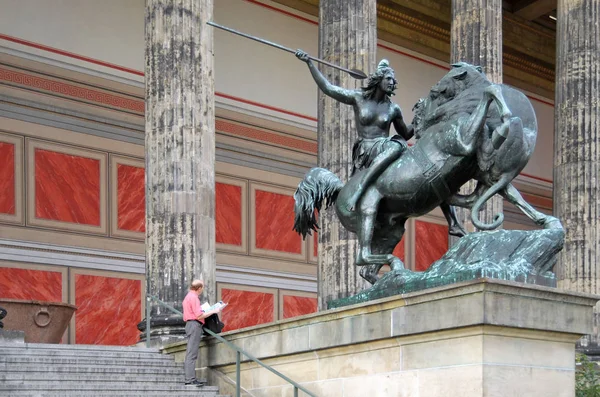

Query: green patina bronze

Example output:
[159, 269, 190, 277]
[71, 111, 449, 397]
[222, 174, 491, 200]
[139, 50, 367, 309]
[292, 56, 563, 305]
[329, 228, 562, 308]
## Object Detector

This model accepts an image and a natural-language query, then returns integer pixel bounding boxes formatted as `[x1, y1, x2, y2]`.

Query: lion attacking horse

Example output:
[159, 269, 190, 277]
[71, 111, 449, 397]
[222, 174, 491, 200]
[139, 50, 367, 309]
[293, 63, 560, 284]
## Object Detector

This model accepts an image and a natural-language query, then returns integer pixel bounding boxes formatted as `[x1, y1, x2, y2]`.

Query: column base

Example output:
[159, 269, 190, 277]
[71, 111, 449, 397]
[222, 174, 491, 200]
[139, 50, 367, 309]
[137, 314, 186, 348]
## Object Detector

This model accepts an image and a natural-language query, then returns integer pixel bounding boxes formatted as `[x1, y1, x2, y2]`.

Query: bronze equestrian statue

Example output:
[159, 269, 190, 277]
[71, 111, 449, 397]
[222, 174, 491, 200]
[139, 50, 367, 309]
[293, 59, 561, 285]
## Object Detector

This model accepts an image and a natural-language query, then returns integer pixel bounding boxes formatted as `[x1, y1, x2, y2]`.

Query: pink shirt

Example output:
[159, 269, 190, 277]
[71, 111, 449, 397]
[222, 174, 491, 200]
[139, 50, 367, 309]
[182, 291, 205, 324]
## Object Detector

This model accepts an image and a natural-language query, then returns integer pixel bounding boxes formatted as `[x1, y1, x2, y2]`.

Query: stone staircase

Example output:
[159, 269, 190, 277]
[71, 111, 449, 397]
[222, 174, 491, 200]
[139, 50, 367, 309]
[0, 342, 229, 397]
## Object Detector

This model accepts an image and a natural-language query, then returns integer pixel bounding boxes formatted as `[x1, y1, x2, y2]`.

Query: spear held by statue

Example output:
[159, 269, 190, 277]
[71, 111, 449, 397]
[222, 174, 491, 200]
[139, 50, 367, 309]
[207, 21, 368, 80]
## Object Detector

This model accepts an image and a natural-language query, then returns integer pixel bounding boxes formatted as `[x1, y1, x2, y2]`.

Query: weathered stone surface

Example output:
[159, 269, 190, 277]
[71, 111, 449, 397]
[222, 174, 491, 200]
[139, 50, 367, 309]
[554, 0, 600, 352]
[330, 229, 563, 308]
[144, 0, 216, 340]
[317, 0, 377, 309]
[450, 0, 503, 237]
[163, 279, 597, 397]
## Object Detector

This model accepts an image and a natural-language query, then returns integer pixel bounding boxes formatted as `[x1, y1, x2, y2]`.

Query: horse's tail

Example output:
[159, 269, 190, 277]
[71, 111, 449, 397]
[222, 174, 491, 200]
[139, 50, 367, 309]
[293, 167, 343, 239]
[470, 177, 508, 230]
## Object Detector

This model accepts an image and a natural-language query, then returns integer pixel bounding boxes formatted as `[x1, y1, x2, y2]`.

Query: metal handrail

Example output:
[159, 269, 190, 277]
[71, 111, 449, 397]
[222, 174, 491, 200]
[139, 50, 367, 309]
[145, 295, 316, 397]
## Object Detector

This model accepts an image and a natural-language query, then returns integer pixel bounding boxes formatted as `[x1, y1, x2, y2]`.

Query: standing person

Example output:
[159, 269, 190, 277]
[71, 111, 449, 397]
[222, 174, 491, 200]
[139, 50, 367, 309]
[182, 279, 222, 386]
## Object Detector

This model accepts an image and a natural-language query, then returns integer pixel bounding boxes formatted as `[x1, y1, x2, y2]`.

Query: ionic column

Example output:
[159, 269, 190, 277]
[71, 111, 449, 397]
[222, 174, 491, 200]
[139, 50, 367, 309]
[450, 0, 504, 238]
[554, 0, 600, 350]
[317, 0, 376, 309]
[143, 0, 216, 340]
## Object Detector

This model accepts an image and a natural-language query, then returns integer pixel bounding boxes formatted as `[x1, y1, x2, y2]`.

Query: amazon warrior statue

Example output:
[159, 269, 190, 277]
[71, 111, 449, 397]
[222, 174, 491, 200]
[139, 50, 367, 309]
[295, 50, 465, 237]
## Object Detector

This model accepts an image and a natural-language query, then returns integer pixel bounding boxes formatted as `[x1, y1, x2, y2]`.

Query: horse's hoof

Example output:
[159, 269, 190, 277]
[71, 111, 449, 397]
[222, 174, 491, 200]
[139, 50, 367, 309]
[492, 121, 510, 149]
[359, 267, 378, 285]
[389, 256, 405, 271]
[386, 214, 400, 226]
[448, 229, 467, 238]
[543, 217, 563, 230]
[501, 112, 513, 122]
[449, 226, 467, 238]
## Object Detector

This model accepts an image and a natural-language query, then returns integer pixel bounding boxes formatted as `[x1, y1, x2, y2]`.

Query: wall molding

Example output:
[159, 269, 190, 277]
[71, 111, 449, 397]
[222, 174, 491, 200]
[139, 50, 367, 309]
[0, 132, 23, 225]
[0, 238, 145, 274]
[0, 43, 145, 88]
[0, 238, 317, 293]
[217, 264, 317, 293]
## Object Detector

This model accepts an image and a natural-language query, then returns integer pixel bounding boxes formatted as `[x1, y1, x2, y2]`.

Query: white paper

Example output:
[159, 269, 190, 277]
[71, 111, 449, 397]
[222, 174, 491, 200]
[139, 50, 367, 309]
[201, 301, 228, 312]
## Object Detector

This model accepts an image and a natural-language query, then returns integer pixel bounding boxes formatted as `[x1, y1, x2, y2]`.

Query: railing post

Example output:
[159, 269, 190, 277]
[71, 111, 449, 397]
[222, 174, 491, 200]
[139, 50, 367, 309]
[236, 351, 241, 397]
[145, 295, 151, 348]
[294, 386, 298, 397]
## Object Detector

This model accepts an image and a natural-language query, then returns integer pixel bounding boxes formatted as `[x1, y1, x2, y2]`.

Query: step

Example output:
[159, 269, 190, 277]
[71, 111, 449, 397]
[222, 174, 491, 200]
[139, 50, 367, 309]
[0, 343, 228, 397]
[6, 392, 222, 397]
[0, 347, 169, 360]
[1, 356, 180, 367]
[0, 383, 220, 392]
[0, 352, 170, 362]
[0, 364, 185, 376]
[0, 373, 197, 383]
[0, 343, 159, 353]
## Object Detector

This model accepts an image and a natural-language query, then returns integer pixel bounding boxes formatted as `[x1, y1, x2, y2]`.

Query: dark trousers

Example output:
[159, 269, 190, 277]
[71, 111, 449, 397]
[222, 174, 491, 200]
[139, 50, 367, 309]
[184, 320, 203, 382]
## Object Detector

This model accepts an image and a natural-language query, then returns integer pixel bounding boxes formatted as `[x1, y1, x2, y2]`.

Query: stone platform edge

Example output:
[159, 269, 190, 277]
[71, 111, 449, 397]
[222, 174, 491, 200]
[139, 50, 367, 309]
[163, 278, 599, 367]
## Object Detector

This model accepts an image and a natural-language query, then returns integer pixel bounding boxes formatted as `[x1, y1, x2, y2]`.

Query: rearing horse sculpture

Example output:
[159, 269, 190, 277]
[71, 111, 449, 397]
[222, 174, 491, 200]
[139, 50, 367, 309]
[294, 63, 560, 284]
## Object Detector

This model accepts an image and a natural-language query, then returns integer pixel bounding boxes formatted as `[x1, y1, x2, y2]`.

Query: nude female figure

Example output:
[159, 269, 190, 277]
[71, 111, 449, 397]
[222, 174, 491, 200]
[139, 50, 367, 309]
[296, 50, 411, 211]
[296, 50, 465, 237]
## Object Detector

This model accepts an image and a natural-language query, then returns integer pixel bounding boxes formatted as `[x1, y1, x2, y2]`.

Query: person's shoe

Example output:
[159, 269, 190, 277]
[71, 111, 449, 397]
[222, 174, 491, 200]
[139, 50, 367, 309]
[184, 379, 206, 387]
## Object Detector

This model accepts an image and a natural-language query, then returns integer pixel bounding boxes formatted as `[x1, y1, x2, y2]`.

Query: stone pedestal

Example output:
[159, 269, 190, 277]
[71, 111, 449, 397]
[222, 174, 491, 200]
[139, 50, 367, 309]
[165, 279, 596, 397]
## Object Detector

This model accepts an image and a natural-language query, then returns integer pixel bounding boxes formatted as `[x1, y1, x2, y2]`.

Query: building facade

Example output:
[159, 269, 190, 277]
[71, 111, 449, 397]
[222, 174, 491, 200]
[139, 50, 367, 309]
[0, 0, 573, 346]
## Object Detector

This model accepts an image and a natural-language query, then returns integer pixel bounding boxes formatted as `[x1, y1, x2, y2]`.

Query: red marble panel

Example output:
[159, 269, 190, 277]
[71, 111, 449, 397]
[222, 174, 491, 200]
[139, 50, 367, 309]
[0, 268, 62, 302]
[415, 221, 448, 271]
[220, 288, 274, 332]
[255, 190, 302, 254]
[35, 149, 101, 225]
[392, 236, 406, 261]
[117, 164, 145, 232]
[0, 142, 15, 215]
[216, 182, 242, 245]
[75, 274, 141, 345]
[283, 295, 317, 319]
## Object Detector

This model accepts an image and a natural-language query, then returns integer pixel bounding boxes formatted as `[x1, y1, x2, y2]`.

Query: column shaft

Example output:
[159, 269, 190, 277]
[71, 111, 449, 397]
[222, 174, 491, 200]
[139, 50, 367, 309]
[450, 0, 503, 237]
[145, 0, 216, 321]
[555, 0, 600, 347]
[317, 0, 377, 309]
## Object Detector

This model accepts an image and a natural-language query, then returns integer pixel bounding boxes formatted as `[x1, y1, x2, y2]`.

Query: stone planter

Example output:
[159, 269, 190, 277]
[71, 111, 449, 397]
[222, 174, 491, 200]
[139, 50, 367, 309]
[0, 299, 77, 343]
